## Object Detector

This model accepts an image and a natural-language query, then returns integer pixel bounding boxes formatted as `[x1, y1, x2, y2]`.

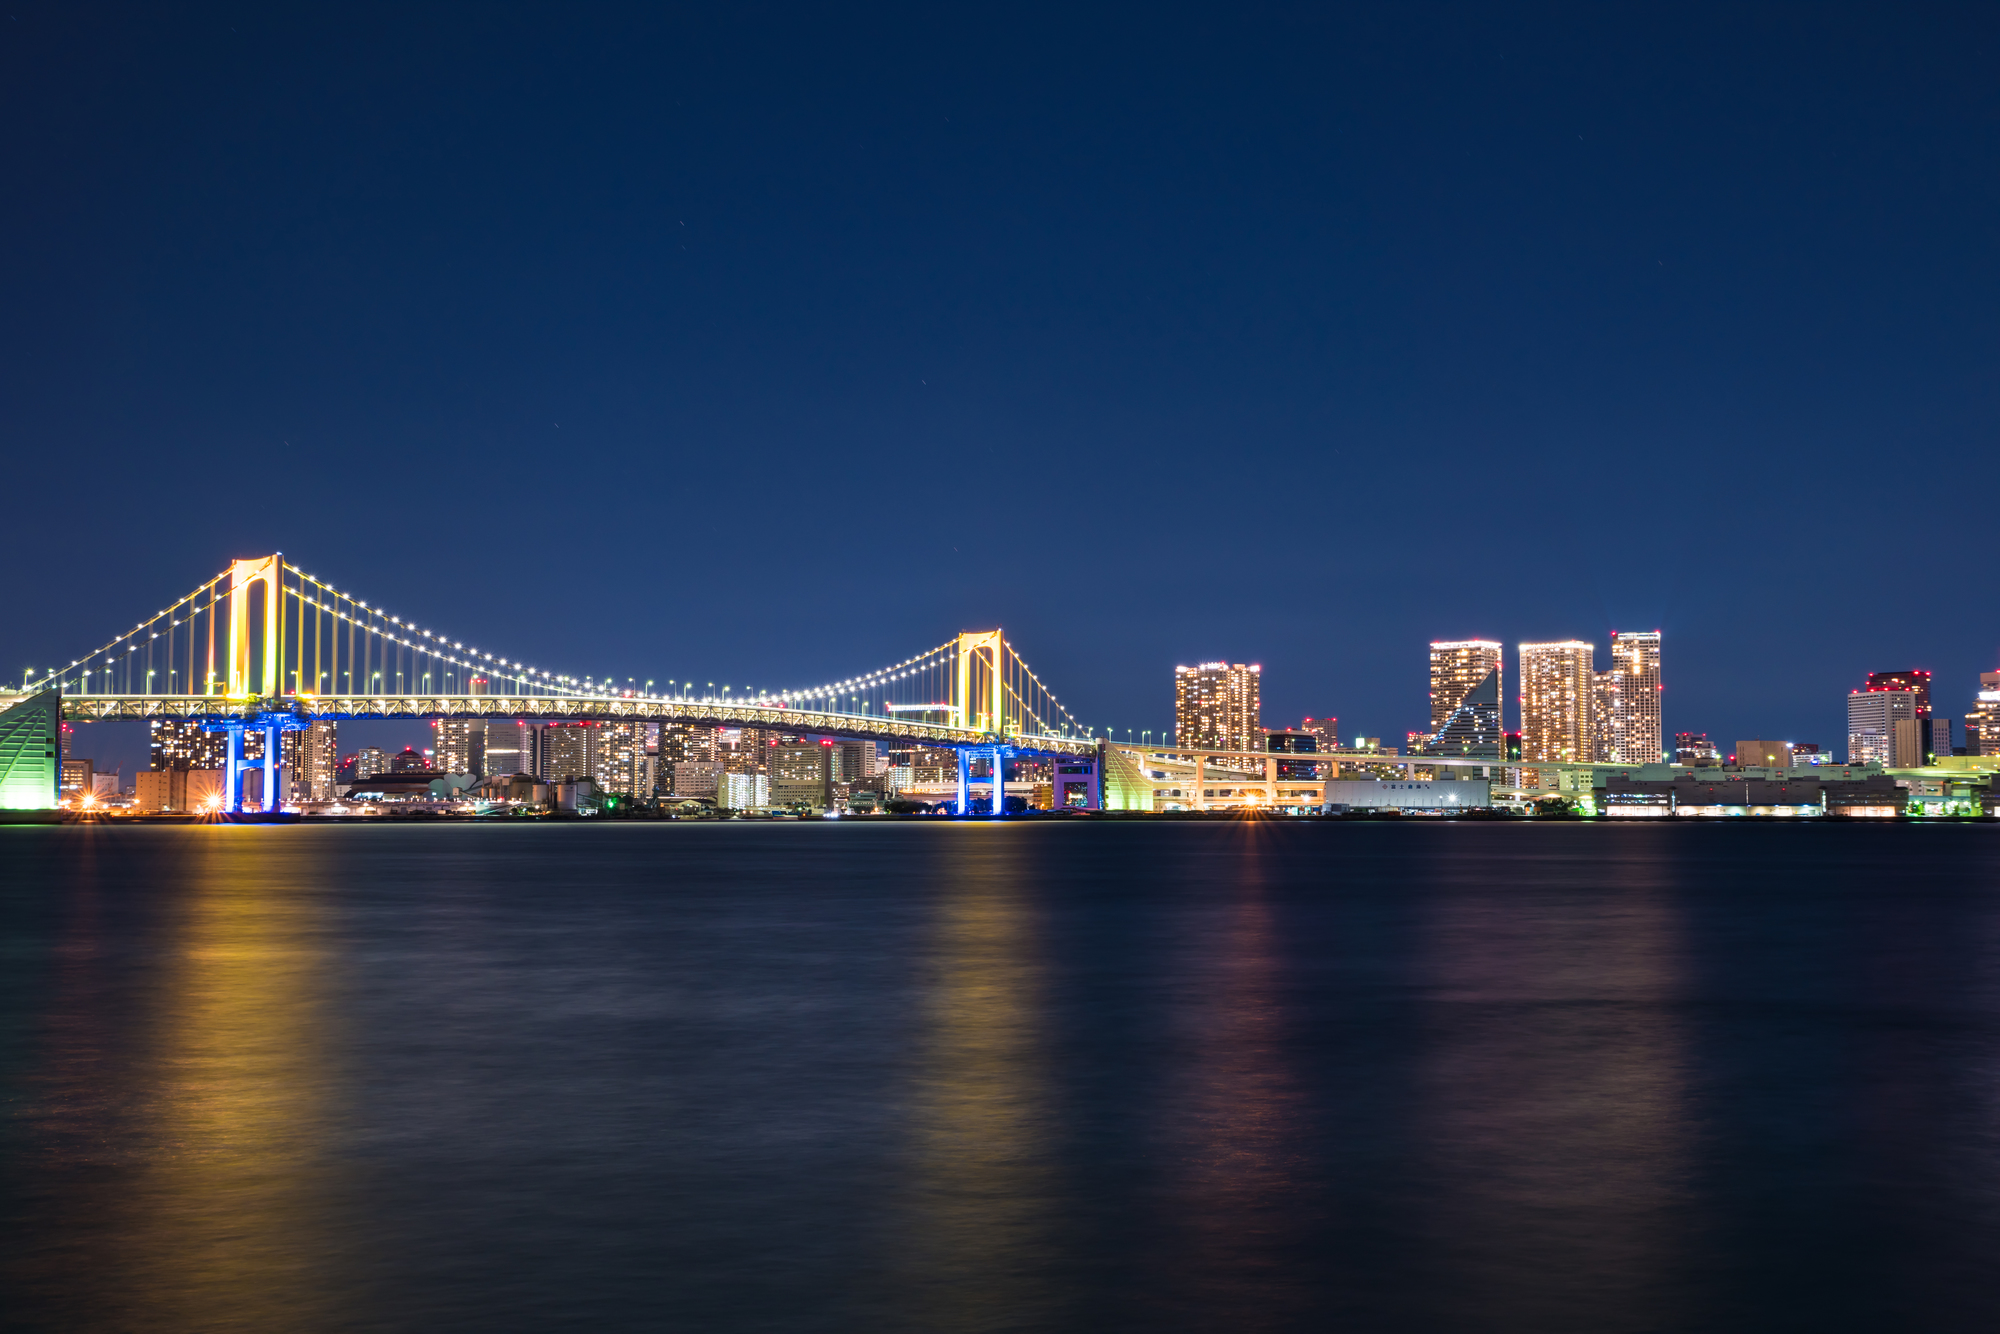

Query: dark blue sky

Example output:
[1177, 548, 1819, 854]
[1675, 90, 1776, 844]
[6, 2, 1999, 762]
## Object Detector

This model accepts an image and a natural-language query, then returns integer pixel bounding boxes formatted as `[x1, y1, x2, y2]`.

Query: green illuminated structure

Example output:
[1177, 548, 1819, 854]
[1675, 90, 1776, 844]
[0, 688, 60, 809]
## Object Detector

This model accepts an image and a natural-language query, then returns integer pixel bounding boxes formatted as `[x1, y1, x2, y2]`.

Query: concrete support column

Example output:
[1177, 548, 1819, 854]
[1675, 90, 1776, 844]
[226, 726, 247, 813]
[957, 747, 970, 816]
[261, 720, 281, 812]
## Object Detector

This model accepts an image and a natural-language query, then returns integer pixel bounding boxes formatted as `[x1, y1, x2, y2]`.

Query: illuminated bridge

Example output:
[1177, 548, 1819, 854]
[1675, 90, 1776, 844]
[0, 553, 1100, 813]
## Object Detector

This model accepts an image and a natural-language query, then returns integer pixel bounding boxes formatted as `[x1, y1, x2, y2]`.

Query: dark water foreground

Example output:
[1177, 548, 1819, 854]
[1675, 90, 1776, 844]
[3, 822, 1999, 1332]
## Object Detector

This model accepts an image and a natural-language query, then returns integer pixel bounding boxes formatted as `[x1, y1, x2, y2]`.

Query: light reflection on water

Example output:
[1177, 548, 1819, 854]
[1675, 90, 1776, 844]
[1409, 826, 1692, 1329]
[893, 827, 1061, 1329]
[3, 820, 2000, 1332]
[8, 828, 354, 1331]
[1153, 823, 1313, 1329]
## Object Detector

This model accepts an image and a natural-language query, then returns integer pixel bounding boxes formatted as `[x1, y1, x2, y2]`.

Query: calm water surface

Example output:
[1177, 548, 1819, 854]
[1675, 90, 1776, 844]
[3, 821, 1999, 1331]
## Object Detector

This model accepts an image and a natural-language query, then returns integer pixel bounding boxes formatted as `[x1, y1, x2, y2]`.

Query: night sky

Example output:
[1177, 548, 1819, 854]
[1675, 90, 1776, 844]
[6, 4, 1999, 771]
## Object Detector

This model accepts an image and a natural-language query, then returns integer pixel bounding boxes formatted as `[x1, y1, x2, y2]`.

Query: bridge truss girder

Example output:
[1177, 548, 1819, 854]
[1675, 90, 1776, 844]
[57, 694, 1101, 758]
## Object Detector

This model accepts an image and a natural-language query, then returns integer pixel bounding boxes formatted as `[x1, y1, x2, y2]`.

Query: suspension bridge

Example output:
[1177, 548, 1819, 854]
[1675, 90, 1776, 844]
[0, 554, 1103, 813]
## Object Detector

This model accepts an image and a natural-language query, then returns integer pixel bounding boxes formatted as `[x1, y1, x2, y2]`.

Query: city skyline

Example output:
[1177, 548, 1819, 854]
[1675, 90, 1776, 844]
[44, 603, 2000, 778]
[8, 9, 2000, 766]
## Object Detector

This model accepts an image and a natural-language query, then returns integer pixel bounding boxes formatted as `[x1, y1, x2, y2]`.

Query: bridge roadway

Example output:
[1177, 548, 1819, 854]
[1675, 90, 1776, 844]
[55, 693, 1101, 757]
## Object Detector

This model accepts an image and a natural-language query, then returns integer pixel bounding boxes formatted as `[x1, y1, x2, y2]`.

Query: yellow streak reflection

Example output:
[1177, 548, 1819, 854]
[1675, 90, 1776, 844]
[118, 831, 349, 1330]
[899, 828, 1056, 1326]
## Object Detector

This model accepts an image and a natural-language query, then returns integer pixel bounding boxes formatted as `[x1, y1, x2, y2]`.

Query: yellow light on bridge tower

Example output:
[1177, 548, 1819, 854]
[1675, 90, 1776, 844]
[225, 554, 283, 700]
[955, 630, 1005, 736]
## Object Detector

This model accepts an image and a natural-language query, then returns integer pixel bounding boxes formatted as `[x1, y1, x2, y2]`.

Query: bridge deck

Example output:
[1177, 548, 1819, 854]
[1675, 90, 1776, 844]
[54, 694, 1099, 756]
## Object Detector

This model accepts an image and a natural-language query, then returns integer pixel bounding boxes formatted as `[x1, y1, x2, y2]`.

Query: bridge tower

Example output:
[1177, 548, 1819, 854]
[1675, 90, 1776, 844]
[954, 630, 1003, 734]
[225, 554, 283, 699]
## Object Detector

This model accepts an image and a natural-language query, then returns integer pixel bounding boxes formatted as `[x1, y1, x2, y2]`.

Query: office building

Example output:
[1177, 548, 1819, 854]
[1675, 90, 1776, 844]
[1930, 716, 1953, 760]
[672, 760, 724, 800]
[542, 723, 596, 782]
[135, 767, 224, 812]
[831, 738, 877, 784]
[1266, 730, 1319, 780]
[1426, 641, 1503, 758]
[1298, 716, 1339, 754]
[1892, 717, 1924, 769]
[1847, 687, 1917, 766]
[1519, 641, 1597, 766]
[433, 718, 484, 777]
[594, 721, 648, 796]
[1174, 662, 1261, 752]
[1597, 631, 1663, 764]
[1863, 670, 1931, 715]
[59, 757, 93, 796]
[388, 747, 430, 774]
[353, 746, 389, 780]
[1865, 669, 1937, 757]
[482, 720, 525, 776]
[770, 739, 833, 809]
[149, 717, 225, 771]
[290, 720, 338, 800]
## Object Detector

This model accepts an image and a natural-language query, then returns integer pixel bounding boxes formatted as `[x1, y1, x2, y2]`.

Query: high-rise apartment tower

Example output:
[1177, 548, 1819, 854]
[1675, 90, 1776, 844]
[594, 722, 649, 796]
[1174, 663, 1261, 752]
[1427, 641, 1503, 758]
[1598, 631, 1663, 764]
[433, 719, 484, 777]
[1518, 641, 1596, 768]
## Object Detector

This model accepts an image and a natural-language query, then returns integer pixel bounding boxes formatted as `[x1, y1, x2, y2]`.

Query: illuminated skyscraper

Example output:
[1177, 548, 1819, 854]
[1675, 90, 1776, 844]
[542, 722, 596, 782]
[482, 720, 525, 777]
[1174, 663, 1261, 752]
[1429, 642, 1500, 732]
[1298, 716, 1339, 754]
[594, 721, 648, 795]
[1518, 641, 1596, 767]
[433, 718, 484, 776]
[284, 720, 339, 801]
[1427, 641, 1502, 758]
[1600, 636, 1664, 768]
[1864, 670, 1940, 757]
